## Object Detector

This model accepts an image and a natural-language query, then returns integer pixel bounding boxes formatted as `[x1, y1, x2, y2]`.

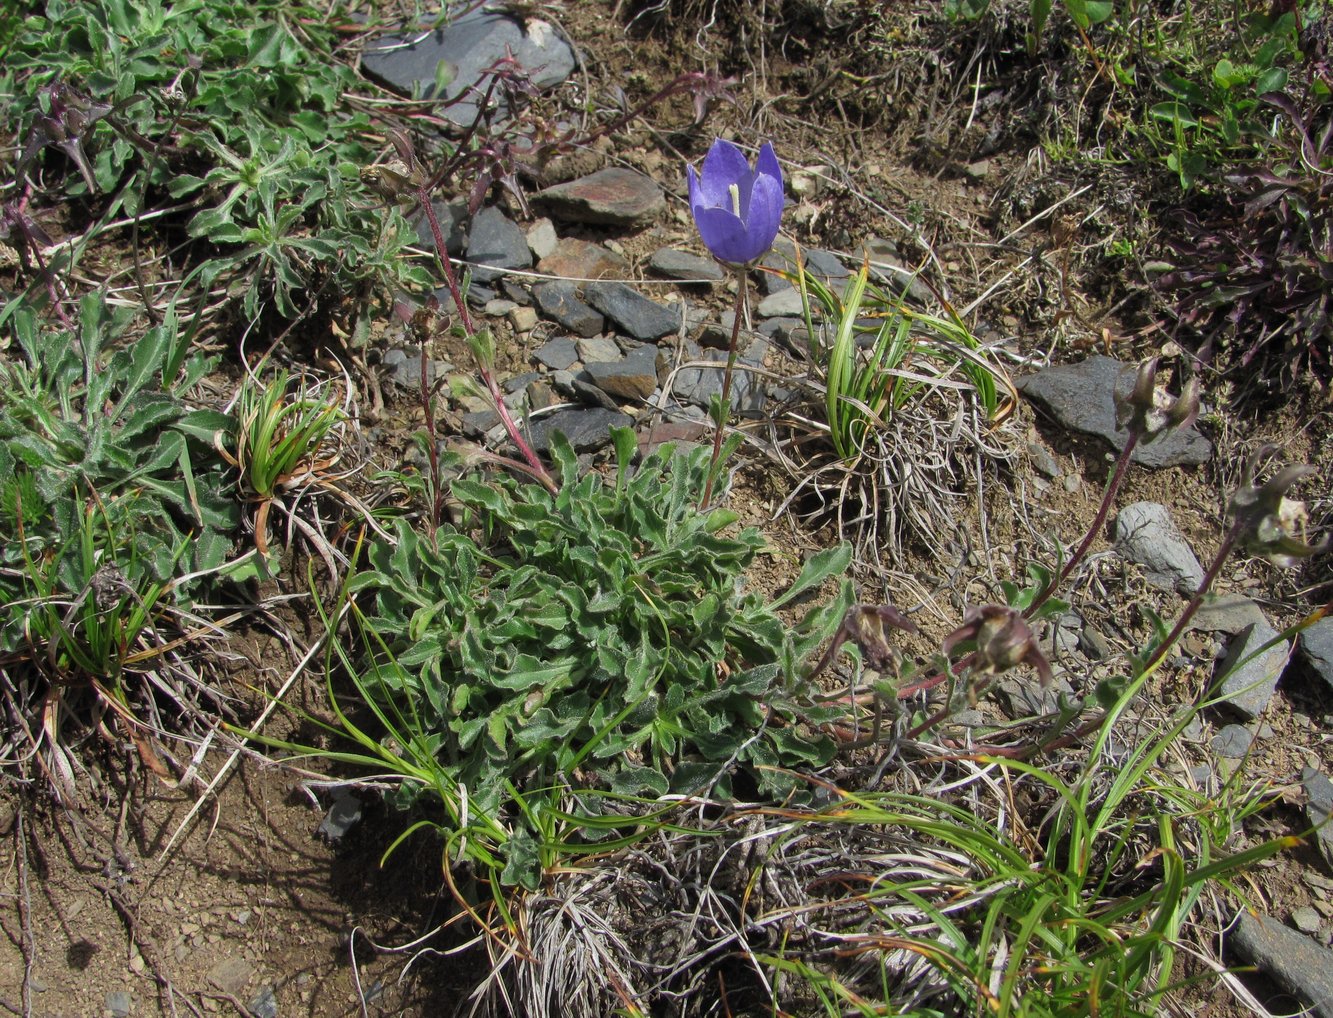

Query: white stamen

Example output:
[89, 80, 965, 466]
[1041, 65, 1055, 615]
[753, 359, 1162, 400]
[728, 183, 741, 217]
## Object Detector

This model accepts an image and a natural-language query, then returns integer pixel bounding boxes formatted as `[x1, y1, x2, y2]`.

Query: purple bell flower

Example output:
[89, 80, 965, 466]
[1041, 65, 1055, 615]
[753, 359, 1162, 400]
[687, 139, 783, 266]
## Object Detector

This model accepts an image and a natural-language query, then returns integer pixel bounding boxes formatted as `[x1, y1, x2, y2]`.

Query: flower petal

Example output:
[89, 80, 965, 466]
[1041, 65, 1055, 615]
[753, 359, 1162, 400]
[744, 172, 784, 259]
[692, 205, 757, 264]
[697, 138, 753, 210]
[755, 141, 782, 193]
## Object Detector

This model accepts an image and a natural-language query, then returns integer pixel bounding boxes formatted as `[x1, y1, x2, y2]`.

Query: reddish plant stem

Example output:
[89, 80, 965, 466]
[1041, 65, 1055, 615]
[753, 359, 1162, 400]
[1026, 429, 1140, 619]
[416, 188, 553, 491]
[418, 341, 444, 536]
[700, 269, 749, 510]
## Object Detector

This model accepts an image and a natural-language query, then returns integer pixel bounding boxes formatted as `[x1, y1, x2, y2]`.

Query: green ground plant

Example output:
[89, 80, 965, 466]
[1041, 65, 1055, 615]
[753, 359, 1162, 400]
[270, 430, 854, 899]
[0, 292, 238, 790]
[2, 0, 430, 323]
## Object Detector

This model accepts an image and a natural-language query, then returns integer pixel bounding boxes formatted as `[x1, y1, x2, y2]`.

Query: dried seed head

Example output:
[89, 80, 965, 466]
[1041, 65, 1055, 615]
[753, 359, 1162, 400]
[942, 605, 1054, 686]
[1229, 447, 1328, 567]
[1115, 357, 1199, 443]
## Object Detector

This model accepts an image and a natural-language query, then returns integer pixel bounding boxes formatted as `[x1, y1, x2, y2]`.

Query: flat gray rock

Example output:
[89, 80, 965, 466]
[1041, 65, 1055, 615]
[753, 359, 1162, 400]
[1230, 912, 1333, 1017]
[532, 168, 665, 227]
[410, 199, 467, 255]
[532, 336, 578, 371]
[584, 281, 680, 341]
[1191, 594, 1269, 636]
[528, 407, 632, 453]
[759, 242, 850, 295]
[533, 281, 604, 338]
[1304, 767, 1333, 870]
[755, 288, 808, 318]
[671, 338, 768, 415]
[1215, 618, 1290, 719]
[584, 344, 662, 402]
[650, 247, 724, 282]
[361, 11, 575, 128]
[1017, 356, 1212, 468]
[1114, 502, 1205, 594]
[466, 206, 532, 284]
[1210, 723, 1254, 759]
[1300, 618, 1333, 693]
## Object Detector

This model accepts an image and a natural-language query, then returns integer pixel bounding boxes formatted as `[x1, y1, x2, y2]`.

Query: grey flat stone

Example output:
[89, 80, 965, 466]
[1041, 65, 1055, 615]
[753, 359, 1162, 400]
[584, 344, 663, 402]
[532, 336, 578, 371]
[528, 407, 632, 453]
[1230, 912, 1333, 1018]
[533, 280, 604, 338]
[316, 787, 363, 844]
[584, 281, 681, 341]
[381, 350, 452, 391]
[758, 241, 849, 295]
[410, 199, 467, 255]
[755, 288, 808, 318]
[531, 167, 665, 227]
[1191, 594, 1269, 636]
[1300, 618, 1333, 693]
[1214, 618, 1290, 719]
[466, 206, 532, 284]
[1303, 767, 1333, 870]
[1210, 723, 1254, 759]
[248, 986, 278, 1018]
[1017, 356, 1212, 468]
[361, 11, 575, 127]
[576, 336, 620, 362]
[861, 238, 933, 303]
[537, 237, 629, 281]
[1114, 502, 1205, 594]
[671, 338, 768, 415]
[649, 247, 724, 282]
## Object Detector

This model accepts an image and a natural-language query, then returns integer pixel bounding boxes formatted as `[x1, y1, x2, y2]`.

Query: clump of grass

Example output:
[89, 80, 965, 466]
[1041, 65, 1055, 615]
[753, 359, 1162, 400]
[771, 250, 1018, 563]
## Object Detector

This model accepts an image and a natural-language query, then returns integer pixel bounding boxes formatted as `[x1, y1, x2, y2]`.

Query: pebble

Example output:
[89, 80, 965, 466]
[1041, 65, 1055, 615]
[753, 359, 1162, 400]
[466, 206, 532, 284]
[361, 9, 575, 127]
[1114, 502, 1205, 595]
[671, 338, 768, 415]
[1295, 906, 1324, 934]
[1304, 767, 1333, 870]
[1017, 356, 1213, 468]
[525, 218, 559, 260]
[1230, 911, 1333, 1017]
[106, 991, 132, 1018]
[583, 281, 681, 341]
[316, 787, 363, 844]
[532, 167, 665, 227]
[532, 337, 578, 371]
[649, 247, 723, 283]
[508, 306, 538, 332]
[1210, 723, 1253, 758]
[526, 407, 633, 453]
[533, 280, 604, 338]
[537, 237, 629, 281]
[755, 288, 808, 318]
[583, 344, 662, 402]
[1215, 618, 1290, 719]
[1300, 618, 1333, 695]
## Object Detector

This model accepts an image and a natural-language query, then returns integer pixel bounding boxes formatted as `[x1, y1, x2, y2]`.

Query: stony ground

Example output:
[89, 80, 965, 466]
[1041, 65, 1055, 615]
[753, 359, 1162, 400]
[2, 2, 1333, 1016]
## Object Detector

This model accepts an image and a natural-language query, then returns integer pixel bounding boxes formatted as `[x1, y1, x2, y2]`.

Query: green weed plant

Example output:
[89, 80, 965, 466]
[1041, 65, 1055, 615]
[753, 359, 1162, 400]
[282, 429, 853, 895]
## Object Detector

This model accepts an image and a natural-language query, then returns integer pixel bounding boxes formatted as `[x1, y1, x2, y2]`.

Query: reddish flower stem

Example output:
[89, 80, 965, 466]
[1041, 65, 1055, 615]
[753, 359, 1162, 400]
[700, 269, 749, 509]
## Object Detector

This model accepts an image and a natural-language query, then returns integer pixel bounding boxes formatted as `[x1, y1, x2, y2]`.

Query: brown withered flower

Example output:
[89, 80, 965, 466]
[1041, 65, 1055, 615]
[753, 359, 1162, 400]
[1228, 446, 1328, 567]
[941, 605, 1054, 687]
[1115, 357, 1201, 444]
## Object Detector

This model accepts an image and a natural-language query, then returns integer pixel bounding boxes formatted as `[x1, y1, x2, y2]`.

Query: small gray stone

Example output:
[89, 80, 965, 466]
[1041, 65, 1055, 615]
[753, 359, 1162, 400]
[533, 337, 578, 371]
[316, 787, 363, 844]
[1303, 767, 1333, 870]
[106, 991, 132, 1018]
[533, 281, 604, 338]
[532, 168, 665, 227]
[1300, 619, 1333, 693]
[466, 206, 532, 284]
[508, 306, 538, 332]
[1191, 594, 1269, 636]
[584, 281, 681, 341]
[756, 288, 808, 318]
[1017, 356, 1212, 469]
[1210, 723, 1253, 759]
[361, 10, 575, 128]
[410, 199, 467, 255]
[248, 986, 278, 1018]
[650, 251, 725, 286]
[861, 238, 933, 303]
[1027, 441, 1062, 479]
[526, 218, 559, 260]
[993, 673, 1075, 720]
[382, 350, 451, 391]
[584, 345, 662, 402]
[208, 956, 254, 996]
[1230, 911, 1333, 1018]
[1078, 626, 1112, 660]
[671, 338, 768, 415]
[1114, 502, 1205, 594]
[758, 242, 849, 295]
[1296, 907, 1324, 935]
[1215, 618, 1290, 719]
[650, 247, 724, 283]
[537, 237, 629, 281]
[576, 336, 620, 362]
[527, 407, 632, 453]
